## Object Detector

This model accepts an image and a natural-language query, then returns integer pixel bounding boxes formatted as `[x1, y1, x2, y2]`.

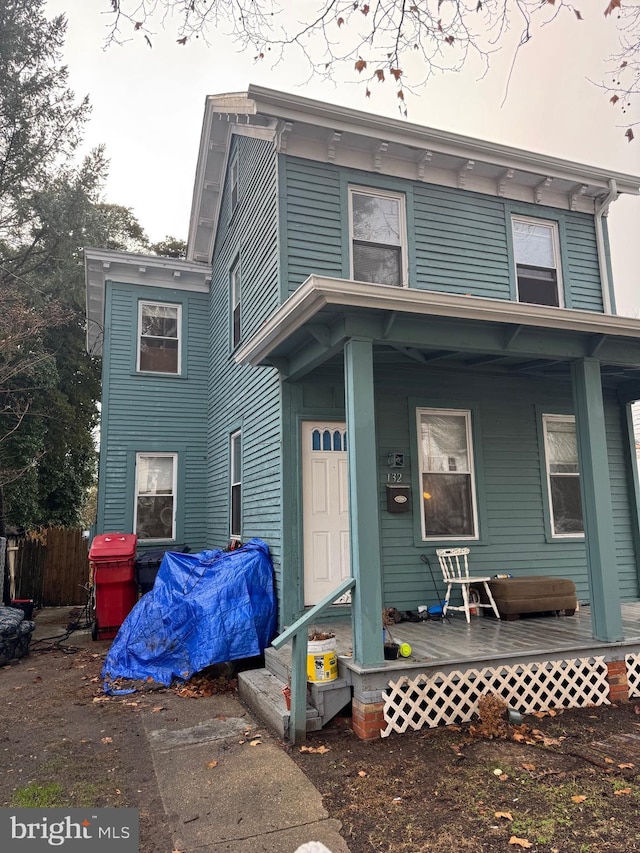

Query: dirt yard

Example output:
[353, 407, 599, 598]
[2, 608, 640, 853]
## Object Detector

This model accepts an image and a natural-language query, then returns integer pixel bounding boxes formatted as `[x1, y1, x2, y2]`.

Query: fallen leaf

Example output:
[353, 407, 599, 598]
[509, 837, 533, 848]
[206, 760, 218, 769]
[101, 737, 113, 744]
[299, 745, 330, 754]
[358, 770, 367, 777]
[614, 788, 632, 796]
[521, 763, 536, 772]
[571, 795, 587, 803]
[115, 789, 121, 794]
[151, 706, 166, 713]
[249, 739, 262, 747]
[604, 757, 615, 764]
[618, 763, 634, 769]
[495, 811, 513, 820]
[499, 774, 509, 782]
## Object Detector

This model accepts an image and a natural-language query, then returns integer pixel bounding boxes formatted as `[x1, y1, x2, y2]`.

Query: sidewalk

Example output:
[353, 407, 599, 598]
[31, 608, 349, 853]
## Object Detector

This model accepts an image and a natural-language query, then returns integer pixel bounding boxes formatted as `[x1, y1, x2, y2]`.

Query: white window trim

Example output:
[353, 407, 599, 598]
[512, 214, 563, 308]
[134, 452, 177, 542]
[230, 155, 239, 213]
[137, 300, 182, 375]
[348, 185, 408, 287]
[542, 414, 583, 539]
[230, 260, 241, 349]
[230, 430, 242, 539]
[416, 407, 479, 542]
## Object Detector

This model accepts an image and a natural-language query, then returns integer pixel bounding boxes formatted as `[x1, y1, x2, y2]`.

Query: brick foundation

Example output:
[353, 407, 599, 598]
[352, 697, 385, 740]
[606, 659, 629, 704]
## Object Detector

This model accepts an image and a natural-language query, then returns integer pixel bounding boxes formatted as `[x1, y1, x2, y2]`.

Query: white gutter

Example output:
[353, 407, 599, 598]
[594, 179, 618, 315]
[235, 276, 640, 366]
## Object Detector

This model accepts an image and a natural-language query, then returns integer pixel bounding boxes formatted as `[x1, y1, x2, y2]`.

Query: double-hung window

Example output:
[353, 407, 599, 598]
[417, 408, 478, 540]
[138, 301, 181, 374]
[230, 430, 242, 538]
[512, 216, 562, 307]
[134, 453, 177, 540]
[543, 415, 583, 536]
[230, 261, 241, 349]
[349, 187, 406, 286]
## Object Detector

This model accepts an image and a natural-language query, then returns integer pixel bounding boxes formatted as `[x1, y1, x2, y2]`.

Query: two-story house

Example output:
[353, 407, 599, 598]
[85, 87, 640, 738]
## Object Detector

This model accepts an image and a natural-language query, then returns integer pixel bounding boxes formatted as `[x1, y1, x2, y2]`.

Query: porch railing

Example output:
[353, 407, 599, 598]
[271, 576, 356, 745]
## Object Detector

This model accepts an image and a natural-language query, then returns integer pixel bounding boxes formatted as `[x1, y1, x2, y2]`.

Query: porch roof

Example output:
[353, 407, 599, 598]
[235, 277, 640, 393]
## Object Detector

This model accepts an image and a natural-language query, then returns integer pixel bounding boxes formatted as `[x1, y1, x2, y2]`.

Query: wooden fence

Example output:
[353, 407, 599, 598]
[11, 528, 90, 607]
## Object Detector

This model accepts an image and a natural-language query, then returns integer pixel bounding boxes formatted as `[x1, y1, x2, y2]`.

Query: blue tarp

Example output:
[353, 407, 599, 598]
[102, 538, 276, 692]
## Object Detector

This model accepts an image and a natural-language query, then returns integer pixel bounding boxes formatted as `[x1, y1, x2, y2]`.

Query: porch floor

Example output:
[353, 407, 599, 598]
[311, 602, 640, 677]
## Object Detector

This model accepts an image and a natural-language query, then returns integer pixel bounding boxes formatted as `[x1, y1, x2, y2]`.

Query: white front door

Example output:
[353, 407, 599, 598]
[302, 421, 350, 606]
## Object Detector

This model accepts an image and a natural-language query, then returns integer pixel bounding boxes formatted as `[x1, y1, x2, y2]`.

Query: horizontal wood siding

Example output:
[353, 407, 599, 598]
[295, 363, 638, 610]
[207, 135, 283, 595]
[283, 156, 603, 310]
[99, 282, 209, 550]
[285, 158, 344, 295]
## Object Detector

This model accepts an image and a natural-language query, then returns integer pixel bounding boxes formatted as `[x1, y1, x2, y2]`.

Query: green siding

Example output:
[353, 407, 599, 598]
[98, 282, 209, 550]
[292, 362, 638, 610]
[206, 135, 283, 598]
[283, 156, 603, 311]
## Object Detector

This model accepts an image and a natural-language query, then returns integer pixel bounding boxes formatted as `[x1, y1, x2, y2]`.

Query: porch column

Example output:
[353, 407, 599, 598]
[344, 337, 384, 666]
[571, 357, 624, 641]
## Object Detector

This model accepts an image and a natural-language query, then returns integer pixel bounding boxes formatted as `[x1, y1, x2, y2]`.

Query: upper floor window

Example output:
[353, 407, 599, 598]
[349, 187, 406, 287]
[230, 430, 242, 539]
[417, 408, 478, 540]
[138, 301, 181, 374]
[542, 415, 583, 537]
[230, 260, 241, 349]
[230, 155, 239, 212]
[512, 216, 562, 307]
[134, 452, 177, 541]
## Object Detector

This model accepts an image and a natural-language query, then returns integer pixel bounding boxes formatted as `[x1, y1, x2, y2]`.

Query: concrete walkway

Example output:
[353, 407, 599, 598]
[32, 608, 348, 852]
[141, 687, 349, 853]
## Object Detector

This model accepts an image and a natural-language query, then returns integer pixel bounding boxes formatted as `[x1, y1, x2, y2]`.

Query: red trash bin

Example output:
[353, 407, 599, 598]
[89, 533, 138, 641]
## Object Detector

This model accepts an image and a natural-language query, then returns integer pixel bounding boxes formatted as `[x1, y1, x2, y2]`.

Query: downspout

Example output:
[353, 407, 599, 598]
[594, 178, 618, 315]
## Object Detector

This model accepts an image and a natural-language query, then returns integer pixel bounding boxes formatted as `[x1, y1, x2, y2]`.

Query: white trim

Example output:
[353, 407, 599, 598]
[542, 414, 584, 539]
[234, 276, 640, 367]
[512, 215, 563, 308]
[134, 452, 177, 542]
[137, 300, 182, 375]
[348, 186, 408, 287]
[230, 429, 242, 538]
[416, 407, 479, 542]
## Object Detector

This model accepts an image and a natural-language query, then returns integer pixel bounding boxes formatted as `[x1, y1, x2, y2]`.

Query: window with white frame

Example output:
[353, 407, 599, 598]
[349, 187, 406, 286]
[138, 301, 181, 374]
[543, 415, 584, 536]
[134, 453, 177, 540]
[417, 408, 478, 539]
[512, 216, 562, 307]
[230, 430, 242, 538]
[230, 260, 241, 348]
[230, 155, 239, 212]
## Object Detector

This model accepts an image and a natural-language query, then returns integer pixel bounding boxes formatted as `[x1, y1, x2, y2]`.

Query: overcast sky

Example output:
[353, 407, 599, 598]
[48, 1, 640, 314]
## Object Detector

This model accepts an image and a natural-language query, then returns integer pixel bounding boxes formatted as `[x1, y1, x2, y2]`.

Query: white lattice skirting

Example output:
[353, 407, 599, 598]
[381, 656, 610, 737]
[626, 653, 640, 698]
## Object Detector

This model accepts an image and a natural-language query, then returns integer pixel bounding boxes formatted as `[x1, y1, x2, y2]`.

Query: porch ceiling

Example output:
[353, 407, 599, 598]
[235, 276, 640, 392]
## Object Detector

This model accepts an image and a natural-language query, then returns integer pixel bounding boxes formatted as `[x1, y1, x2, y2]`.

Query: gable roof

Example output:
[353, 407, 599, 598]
[187, 86, 640, 264]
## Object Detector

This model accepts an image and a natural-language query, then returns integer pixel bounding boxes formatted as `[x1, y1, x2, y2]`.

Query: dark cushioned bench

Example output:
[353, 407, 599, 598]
[475, 576, 577, 621]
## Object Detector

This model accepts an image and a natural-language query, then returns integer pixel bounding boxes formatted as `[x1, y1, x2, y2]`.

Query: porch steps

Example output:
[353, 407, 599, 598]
[238, 646, 352, 739]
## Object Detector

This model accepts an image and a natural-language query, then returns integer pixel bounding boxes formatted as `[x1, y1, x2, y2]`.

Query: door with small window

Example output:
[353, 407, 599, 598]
[302, 422, 351, 605]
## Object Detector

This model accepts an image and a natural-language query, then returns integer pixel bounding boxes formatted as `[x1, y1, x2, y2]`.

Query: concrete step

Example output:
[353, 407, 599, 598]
[238, 668, 322, 740]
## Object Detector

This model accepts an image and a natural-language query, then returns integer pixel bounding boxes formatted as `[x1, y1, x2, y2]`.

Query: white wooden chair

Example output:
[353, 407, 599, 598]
[435, 547, 501, 623]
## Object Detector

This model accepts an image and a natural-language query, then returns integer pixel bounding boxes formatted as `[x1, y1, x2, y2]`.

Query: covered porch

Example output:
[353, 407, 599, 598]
[236, 276, 640, 740]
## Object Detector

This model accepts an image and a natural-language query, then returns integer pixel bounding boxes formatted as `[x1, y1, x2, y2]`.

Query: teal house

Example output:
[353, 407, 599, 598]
[86, 88, 640, 739]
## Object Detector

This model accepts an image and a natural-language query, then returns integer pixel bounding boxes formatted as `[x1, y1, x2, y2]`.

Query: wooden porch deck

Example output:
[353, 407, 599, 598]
[314, 602, 640, 682]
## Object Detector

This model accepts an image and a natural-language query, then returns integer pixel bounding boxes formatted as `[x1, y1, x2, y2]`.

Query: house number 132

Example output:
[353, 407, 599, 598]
[387, 472, 403, 482]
